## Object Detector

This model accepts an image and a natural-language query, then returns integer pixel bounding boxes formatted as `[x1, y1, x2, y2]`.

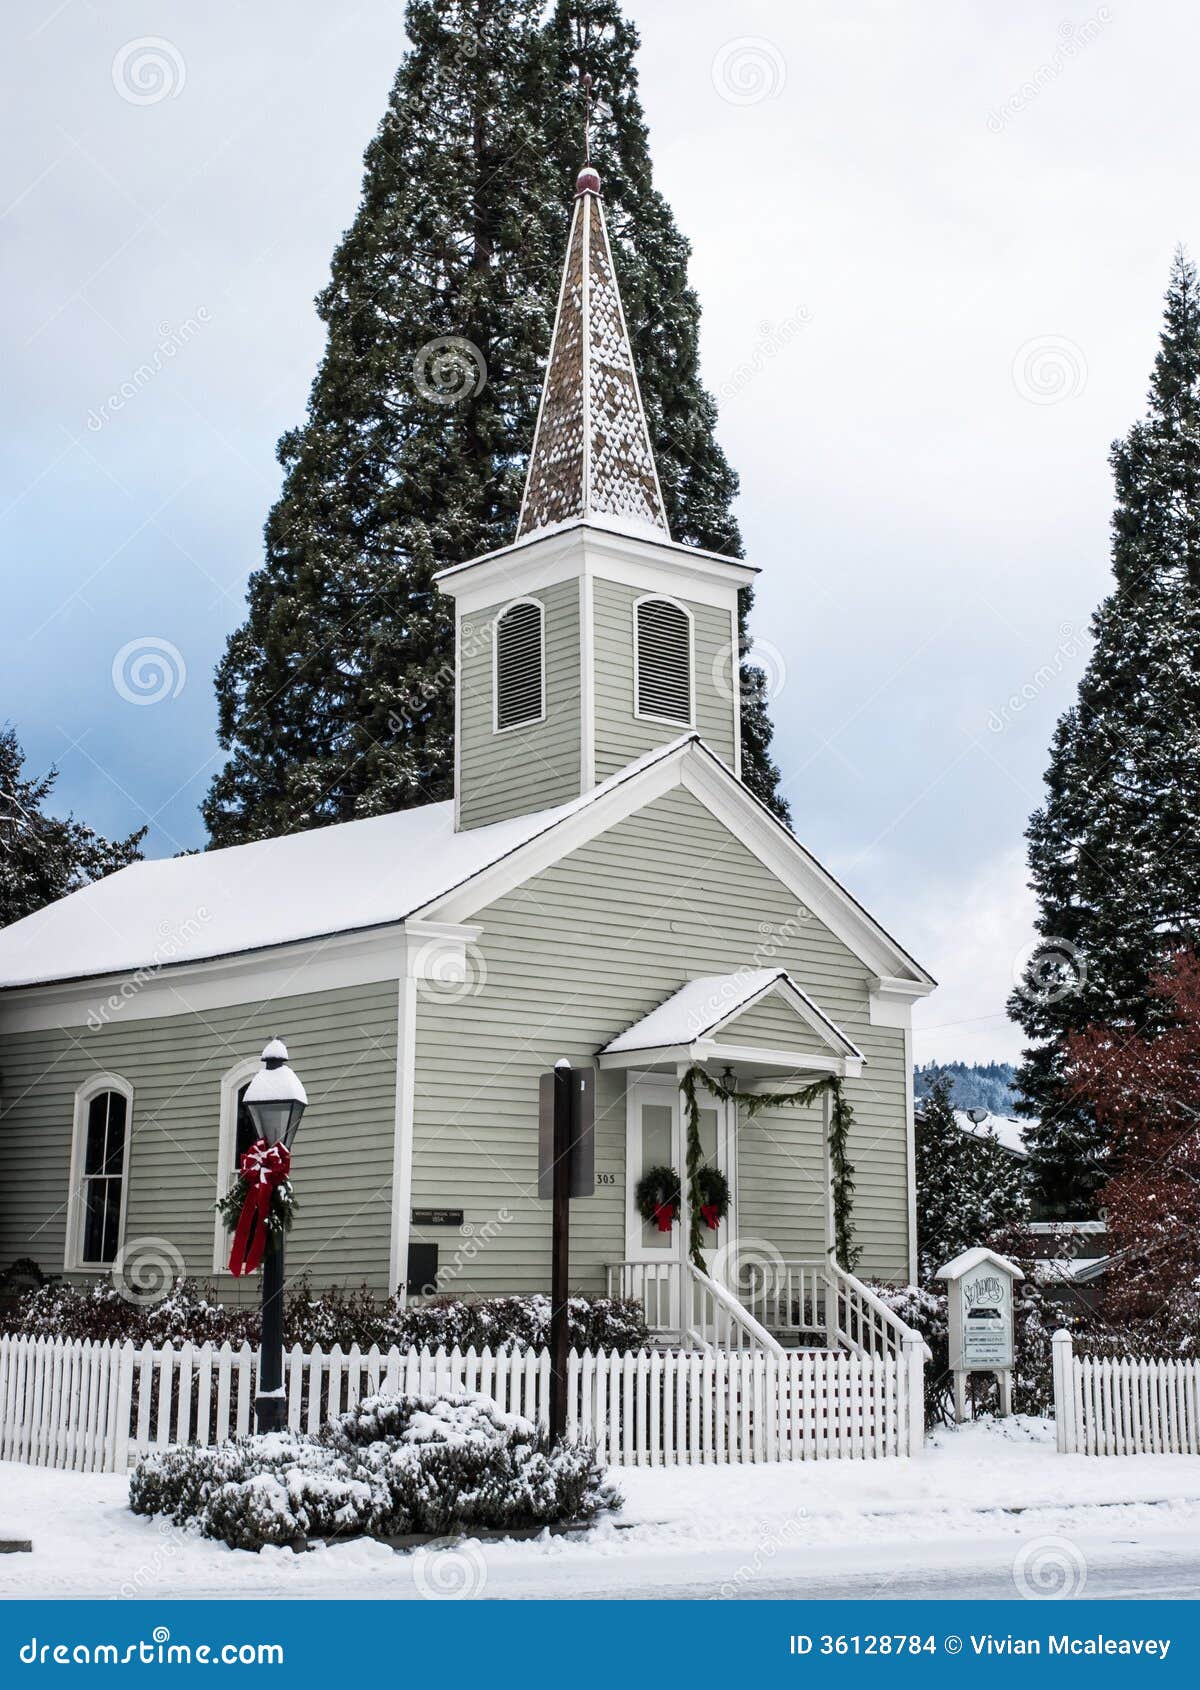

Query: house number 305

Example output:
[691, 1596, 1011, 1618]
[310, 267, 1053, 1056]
[596, 1172, 617, 1186]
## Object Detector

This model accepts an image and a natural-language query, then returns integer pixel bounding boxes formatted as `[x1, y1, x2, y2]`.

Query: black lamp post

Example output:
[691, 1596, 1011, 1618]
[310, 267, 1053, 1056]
[243, 1037, 307, 1433]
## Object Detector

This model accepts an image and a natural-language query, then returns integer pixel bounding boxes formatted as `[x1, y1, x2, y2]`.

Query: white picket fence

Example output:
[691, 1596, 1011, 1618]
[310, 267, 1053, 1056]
[0, 1332, 922, 1474]
[1053, 1330, 1200, 1455]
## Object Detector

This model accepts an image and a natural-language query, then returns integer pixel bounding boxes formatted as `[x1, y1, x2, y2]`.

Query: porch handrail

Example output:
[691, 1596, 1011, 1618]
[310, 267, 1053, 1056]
[685, 1262, 786, 1356]
[744, 1257, 930, 1362]
[823, 1259, 930, 1362]
[605, 1259, 785, 1354]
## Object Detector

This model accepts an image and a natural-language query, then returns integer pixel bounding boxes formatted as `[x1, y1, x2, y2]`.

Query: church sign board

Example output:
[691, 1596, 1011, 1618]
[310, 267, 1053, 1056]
[936, 1247, 1024, 1420]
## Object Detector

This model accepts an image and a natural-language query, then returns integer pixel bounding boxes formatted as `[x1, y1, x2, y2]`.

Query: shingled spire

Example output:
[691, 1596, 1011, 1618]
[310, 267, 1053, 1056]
[516, 160, 669, 542]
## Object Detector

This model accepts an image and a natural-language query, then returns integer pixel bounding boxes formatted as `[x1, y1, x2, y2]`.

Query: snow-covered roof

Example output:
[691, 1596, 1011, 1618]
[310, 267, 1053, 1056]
[0, 734, 933, 1002]
[602, 968, 863, 1062]
[953, 1110, 1029, 1158]
[0, 740, 692, 990]
[1034, 1256, 1110, 1285]
[935, 1247, 1025, 1282]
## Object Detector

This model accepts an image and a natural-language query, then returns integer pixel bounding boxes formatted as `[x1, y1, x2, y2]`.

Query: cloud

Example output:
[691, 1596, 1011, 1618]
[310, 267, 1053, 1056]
[909, 847, 1036, 1066]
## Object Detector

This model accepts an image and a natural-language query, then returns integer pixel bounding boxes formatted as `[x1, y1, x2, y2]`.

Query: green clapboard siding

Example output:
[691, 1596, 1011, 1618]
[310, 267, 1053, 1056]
[0, 981, 399, 1297]
[593, 580, 737, 780]
[409, 786, 910, 1293]
[458, 578, 581, 829]
[718, 993, 829, 1054]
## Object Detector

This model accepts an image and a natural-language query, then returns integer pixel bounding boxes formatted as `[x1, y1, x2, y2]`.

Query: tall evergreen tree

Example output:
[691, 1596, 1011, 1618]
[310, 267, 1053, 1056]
[0, 727, 144, 927]
[1012, 250, 1200, 1212]
[203, 0, 560, 844]
[204, 0, 789, 847]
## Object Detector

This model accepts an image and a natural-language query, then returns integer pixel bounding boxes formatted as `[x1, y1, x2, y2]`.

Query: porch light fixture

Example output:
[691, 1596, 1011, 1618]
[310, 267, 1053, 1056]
[244, 1037, 307, 1149]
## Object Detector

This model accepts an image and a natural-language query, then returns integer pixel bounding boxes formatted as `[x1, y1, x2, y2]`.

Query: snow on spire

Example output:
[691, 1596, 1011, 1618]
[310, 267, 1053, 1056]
[516, 161, 670, 542]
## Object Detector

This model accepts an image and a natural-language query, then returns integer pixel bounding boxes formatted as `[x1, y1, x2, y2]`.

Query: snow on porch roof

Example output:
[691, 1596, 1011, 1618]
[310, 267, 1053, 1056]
[601, 968, 864, 1062]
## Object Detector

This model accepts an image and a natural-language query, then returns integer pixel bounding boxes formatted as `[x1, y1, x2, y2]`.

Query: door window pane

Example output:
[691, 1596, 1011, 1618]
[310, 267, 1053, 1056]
[640, 1102, 675, 1251]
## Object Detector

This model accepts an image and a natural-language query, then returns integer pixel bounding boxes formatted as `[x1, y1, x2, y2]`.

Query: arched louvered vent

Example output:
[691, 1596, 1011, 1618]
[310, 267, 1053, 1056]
[635, 597, 692, 724]
[494, 599, 545, 730]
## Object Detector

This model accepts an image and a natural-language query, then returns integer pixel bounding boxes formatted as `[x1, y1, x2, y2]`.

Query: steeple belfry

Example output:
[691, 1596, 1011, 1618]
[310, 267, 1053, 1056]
[516, 163, 670, 542]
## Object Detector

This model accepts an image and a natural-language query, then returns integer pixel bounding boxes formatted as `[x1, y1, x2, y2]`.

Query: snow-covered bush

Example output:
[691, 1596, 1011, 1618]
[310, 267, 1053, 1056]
[380, 1293, 649, 1355]
[128, 1391, 619, 1552]
[7, 1276, 253, 1346]
[5, 1276, 648, 1355]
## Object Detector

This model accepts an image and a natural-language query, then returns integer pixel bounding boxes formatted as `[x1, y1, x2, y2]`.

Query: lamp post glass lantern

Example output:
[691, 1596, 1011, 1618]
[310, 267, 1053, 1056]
[245, 1038, 307, 1433]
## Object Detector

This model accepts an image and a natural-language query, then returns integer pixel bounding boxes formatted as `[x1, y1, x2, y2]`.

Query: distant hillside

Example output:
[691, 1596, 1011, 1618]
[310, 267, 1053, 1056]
[913, 1061, 1022, 1117]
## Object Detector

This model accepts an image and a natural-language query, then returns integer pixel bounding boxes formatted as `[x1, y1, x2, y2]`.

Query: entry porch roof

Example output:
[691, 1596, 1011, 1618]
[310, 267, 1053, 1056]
[598, 968, 865, 1082]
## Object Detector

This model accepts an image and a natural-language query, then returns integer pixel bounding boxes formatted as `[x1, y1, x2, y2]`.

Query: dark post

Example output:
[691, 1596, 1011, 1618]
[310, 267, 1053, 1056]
[548, 1061, 572, 1445]
[255, 1231, 286, 1432]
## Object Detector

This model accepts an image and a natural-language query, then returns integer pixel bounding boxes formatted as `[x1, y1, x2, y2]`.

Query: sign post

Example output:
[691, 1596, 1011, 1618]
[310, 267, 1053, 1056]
[538, 1061, 596, 1444]
[936, 1247, 1024, 1422]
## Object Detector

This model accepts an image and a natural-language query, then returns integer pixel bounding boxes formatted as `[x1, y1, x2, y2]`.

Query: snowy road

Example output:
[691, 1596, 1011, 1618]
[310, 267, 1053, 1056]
[2, 1418, 1199, 1602]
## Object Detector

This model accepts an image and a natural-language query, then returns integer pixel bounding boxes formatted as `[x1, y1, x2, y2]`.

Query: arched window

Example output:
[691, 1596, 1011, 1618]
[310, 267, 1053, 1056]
[635, 596, 693, 725]
[212, 1059, 261, 1271]
[493, 599, 545, 731]
[67, 1077, 133, 1269]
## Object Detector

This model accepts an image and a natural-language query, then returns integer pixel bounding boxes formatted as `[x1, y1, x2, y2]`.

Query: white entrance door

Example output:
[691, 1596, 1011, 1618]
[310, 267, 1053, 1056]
[625, 1076, 736, 1326]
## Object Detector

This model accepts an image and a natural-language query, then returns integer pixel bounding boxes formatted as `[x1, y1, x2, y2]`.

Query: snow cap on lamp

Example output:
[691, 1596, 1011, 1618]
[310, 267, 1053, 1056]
[244, 1037, 308, 1148]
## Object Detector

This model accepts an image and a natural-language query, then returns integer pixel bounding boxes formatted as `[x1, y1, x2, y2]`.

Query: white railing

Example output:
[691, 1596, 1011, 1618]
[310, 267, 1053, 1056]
[606, 1260, 783, 1353]
[1053, 1330, 1200, 1456]
[746, 1259, 927, 1364]
[684, 1263, 785, 1356]
[0, 1331, 920, 1471]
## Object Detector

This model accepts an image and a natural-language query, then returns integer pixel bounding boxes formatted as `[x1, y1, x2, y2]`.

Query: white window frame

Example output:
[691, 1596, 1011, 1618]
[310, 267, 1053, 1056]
[212, 1056, 262, 1273]
[64, 1073, 134, 1272]
[492, 596, 546, 734]
[632, 593, 695, 728]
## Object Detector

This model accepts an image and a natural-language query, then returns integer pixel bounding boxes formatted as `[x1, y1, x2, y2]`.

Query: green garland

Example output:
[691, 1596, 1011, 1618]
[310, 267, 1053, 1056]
[215, 1173, 297, 1240]
[679, 1066, 859, 1271]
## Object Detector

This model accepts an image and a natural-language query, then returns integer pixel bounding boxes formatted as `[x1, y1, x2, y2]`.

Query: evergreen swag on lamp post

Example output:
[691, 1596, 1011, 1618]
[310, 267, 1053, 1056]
[218, 1038, 306, 1433]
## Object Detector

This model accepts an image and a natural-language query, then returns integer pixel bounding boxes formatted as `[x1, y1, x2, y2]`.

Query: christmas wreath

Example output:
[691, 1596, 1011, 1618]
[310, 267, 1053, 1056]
[634, 1165, 681, 1232]
[693, 1164, 730, 1231]
[217, 1141, 297, 1277]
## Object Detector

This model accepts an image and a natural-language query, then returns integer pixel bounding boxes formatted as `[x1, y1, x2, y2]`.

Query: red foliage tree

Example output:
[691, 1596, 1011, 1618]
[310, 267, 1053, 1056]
[1065, 950, 1200, 1320]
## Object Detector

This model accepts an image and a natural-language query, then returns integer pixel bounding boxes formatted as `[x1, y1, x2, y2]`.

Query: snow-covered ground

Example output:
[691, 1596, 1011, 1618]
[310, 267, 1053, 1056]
[2, 1418, 1199, 1601]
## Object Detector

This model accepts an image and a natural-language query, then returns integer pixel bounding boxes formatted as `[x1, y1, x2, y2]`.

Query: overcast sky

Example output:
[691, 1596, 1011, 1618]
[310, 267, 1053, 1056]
[3, 1, 1194, 1068]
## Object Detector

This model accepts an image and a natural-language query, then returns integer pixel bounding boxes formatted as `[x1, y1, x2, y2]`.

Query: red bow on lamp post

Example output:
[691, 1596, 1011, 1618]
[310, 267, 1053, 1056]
[227, 1139, 292, 1277]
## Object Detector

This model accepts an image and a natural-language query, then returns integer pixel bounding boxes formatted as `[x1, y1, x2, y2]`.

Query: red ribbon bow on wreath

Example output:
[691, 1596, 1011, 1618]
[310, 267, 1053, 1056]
[701, 1203, 721, 1231]
[228, 1139, 291, 1277]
